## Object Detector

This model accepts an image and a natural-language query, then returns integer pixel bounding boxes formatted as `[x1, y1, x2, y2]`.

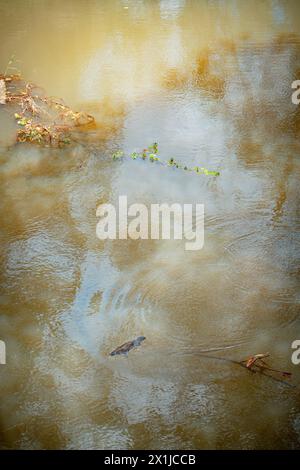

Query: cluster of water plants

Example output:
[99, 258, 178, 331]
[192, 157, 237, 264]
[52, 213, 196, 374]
[112, 143, 220, 176]
[13, 113, 72, 146]
[0, 73, 94, 147]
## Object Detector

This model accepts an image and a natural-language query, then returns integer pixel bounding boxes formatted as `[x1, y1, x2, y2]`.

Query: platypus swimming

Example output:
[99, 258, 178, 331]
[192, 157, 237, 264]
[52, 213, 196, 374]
[109, 336, 146, 356]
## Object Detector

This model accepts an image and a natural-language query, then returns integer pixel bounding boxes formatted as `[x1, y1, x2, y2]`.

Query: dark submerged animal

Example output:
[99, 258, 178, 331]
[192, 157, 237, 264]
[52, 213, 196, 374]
[109, 336, 146, 356]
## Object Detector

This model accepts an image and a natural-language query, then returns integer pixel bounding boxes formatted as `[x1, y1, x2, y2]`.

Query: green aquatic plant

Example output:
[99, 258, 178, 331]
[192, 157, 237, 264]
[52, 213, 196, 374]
[168, 157, 176, 166]
[149, 153, 160, 162]
[202, 169, 220, 176]
[14, 113, 29, 126]
[148, 142, 158, 154]
[112, 150, 124, 160]
[130, 152, 139, 160]
[193, 165, 219, 176]
[111, 143, 220, 177]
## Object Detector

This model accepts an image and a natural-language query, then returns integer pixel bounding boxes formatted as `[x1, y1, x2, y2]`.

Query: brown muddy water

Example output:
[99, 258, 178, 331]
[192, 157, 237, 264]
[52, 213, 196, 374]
[0, 0, 300, 450]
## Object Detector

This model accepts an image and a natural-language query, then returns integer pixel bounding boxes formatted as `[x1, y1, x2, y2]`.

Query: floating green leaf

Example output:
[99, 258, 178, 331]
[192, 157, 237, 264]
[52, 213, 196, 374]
[149, 153, 159, 162]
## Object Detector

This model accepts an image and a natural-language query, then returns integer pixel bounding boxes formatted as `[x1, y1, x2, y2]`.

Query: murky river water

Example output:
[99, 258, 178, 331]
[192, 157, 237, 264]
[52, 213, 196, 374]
[0, 0, 300, 449]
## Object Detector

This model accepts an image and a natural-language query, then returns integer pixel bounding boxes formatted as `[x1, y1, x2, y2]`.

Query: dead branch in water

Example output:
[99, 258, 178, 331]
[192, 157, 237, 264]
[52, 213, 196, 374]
[194, 352, 296, 388]
[0, 73, 94, 147]
[241, 353, 292, 378]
